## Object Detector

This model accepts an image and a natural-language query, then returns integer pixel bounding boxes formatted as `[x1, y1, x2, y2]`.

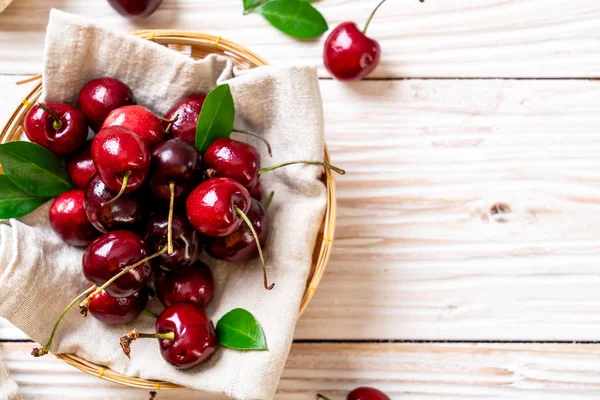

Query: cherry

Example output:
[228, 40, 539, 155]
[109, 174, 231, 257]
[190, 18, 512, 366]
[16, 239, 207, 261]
[120, 303, 217, 369]
[206, 199, 268, 263]
[163, 94, 206, 143]
[204, 138, 261, 189]
[89, 288, 148, 325]
[101, 105, 165, 148]
[66, 142, 96, 189]
[78, 77, 134, 132]
[249, 180, 262, 200]
[82, 230, 153, 298]
[107, 0, 164, 19]
[318, 387, 391, 400]
[92, 126, 150, 199]
[23, 102, 88, 156]
[49, 189, 100, 247]
[154, 261, 214, 308]
[144, 211, 202, 272]
[186, 177, 251, 237]
[84, 174, 147, 233]
[149, 138, 203, 202]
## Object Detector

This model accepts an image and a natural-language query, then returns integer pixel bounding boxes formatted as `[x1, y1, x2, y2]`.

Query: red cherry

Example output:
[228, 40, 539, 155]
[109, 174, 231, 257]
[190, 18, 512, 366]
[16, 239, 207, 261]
[78, 77, 134, 132]
[92, 126, 150, 194]
[164, 94, 206, 144]
[204, 138, 261, 189]
[156, 303, 217, 369]
[186, 178, 251, 237]
[249, 180, 262, 200]
[82, 230, 152, 297]
[101, 105, 165, 148]
[49, 190, 100, 247]
[154, 261, 214, 308]
[24, 102, 88, 156]
[106, 0, 164, 19]
[67, 142, 96, 189]
[88, 288, 148, 325]
[347, 387, 391, 400]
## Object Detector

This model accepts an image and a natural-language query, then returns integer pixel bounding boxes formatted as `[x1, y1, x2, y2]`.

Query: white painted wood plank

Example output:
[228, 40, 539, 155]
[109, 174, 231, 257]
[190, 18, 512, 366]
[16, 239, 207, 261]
[1, 0, 600, 78]
[4, 342, 600, 399]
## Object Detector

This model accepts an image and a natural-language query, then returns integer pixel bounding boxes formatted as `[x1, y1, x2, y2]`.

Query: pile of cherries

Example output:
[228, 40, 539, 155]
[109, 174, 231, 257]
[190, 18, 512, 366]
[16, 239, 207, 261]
[26, 76, 341, 369]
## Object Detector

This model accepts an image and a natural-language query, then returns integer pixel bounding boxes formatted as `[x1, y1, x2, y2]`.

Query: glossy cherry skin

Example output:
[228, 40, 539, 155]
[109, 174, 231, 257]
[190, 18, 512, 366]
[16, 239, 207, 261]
[249, 180, 262, 200]
[164, 94, 206, 143]
[82, 230, 152, 297]
[149, 139, 203, 202]
[204, 138, 261, 189]
[67, 142, 96, 189]
[154, 261, 214, 308]
[144, 211, 202, 272]
[107, 0, 164, 19]
[88, 288, 148, 325]
[206, 199, 268, 262]
[324, 22, 381, 81]
[24, 102, 88, 156]
[84, 175, 148, 233]
[156, 303, 217, 369]
[49, 190, 100, 247]
[101, 105, 165, 148]
[92, 126, 150, 193]
[78, 77, 134, 132]
[186, 178, 251, 237]
[347, 387, 391, 400]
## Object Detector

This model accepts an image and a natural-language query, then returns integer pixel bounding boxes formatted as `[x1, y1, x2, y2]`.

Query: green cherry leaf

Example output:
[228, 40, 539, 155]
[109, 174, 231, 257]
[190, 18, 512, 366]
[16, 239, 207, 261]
[0, 141, 73, 197]
[256, 0, 328, 40]
[0, 175, 50, 219]
[216, 308, 268, 351]
[195, 84, 235, 153]
[243, 0, 262, 13]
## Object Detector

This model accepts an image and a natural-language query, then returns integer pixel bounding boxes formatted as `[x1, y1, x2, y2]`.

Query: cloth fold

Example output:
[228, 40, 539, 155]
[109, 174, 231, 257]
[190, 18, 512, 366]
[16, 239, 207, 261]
[0, 10, 326, 400]
[0, 349, 21, 400]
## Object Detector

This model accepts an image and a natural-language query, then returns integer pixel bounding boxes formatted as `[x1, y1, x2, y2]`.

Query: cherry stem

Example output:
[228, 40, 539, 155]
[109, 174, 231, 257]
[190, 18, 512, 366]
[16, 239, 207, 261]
[120, 328, 175, 358]
[234, 130, 273, 157]
[158, 115, 178, 124]
[32, 285, 97, 357]
[37, 103, 63, 131]
[142, 309, 158, 318]
[167, 182, 176, 256]
[259, 161, 345, 176]
[101, 171, 131, 206]
[316, 395, 332, 400]
[164, 112, 179, 135]
[363, 0, 424, 33]
[234, 206, 274, 290]
[264, 191, 275, 210]
[79, 246, 168, 315]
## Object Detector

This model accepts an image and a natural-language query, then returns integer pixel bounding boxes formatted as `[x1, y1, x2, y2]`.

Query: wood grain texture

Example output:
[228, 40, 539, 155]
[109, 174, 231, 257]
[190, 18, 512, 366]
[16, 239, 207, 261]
[2, 77, 600, 341]
[4, 342, 600, 399]
[1, 0, 600, 78]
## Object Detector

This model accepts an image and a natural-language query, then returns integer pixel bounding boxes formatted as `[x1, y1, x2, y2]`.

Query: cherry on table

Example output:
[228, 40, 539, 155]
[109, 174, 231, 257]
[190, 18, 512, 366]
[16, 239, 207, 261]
[78, 77, 134, 132]
[101, 105, 165, 148]
[154, 261, 214, 308]
[88, 287, 149, 325]
[107, 0, 164, 19]
[49, 189, 100, 247]
[163, 94, 206, 143]
[24, 102, 88, 156]
[67, 142, 96, 189]
[318, 387, 391, 400]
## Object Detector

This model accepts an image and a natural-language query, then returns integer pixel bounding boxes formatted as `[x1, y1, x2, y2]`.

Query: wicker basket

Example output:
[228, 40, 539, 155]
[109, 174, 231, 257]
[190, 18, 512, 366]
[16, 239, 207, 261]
[0, 30, 337, 390]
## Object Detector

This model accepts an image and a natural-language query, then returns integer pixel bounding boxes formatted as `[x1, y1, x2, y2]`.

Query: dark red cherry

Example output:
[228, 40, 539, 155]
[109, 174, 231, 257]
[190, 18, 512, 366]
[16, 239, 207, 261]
[84, 175, 147, 233]
[106, 0, 164, 19]
[88, 288, 148, 325]
[164, 94, 206, 143]
[156, 303, 217, 369]
[186, 178, 251, 237]
[92, 126, 150, 194]
[24, 102, 88, 156]
[249, 180, 262, 200]
[101, 105, 165, 148]
[78, 77, 134, 132]
[154, 262, 213, 308]
[204, 138, 260, 189]
[144, 211, 202, 272]
[67, 142, 96, 189]
[82, 230, 152, 297]
[347, 387, 391, 400]
[206, 199, 268, 262]
[49, 190, 100, 247]
[149, 138, 203, 202]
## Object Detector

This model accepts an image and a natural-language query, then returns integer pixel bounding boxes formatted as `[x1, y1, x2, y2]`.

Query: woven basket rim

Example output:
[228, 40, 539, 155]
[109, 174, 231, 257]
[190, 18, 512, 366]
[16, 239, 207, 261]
[0, 29, 337, 390]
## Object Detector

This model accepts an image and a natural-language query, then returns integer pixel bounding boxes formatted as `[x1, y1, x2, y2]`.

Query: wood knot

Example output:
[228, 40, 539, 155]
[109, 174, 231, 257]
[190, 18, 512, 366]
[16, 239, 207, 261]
[489, 203, 511, 223]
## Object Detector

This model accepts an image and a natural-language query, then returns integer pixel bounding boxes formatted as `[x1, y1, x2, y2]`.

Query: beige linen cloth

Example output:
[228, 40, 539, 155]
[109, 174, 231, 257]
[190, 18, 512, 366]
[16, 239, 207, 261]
[0, 10, 326, 400]
[0, 349, 21, 400]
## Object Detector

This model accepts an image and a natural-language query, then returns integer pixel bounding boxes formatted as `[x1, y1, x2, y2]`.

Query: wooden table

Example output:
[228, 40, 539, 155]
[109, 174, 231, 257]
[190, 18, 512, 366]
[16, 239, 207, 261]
[2, 0, 600, 398]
